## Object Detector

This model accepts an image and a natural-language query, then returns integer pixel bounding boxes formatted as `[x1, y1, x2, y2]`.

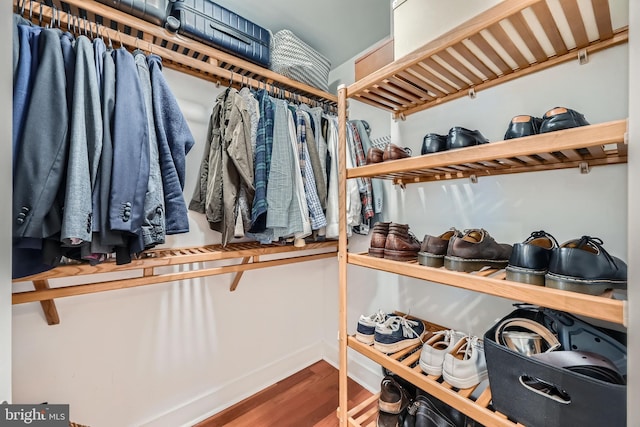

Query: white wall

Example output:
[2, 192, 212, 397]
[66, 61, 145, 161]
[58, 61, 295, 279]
[329, 3, 631, 395]
[1, 0, 13, 404]
[11, 69, 332, 426]
[627, 1, 638, 424]
[393, 0, 501, 58]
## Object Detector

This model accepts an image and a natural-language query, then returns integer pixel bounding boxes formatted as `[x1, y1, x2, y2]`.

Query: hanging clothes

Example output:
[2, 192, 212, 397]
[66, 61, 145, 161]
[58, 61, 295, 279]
[91, 44, 125, 256]
[135, 50, 165, 248]
[349, 121, 374, 223]
[61, 35, 102, 246]
[264, 98, 305, 241]
[248, 89, 274, 235]
[299, 109, 327, 213]
[13, 28, 68, 241]
[109, 47, 150, 261]
[295, 107, 326, 231]
[147, 54, 196, 235]
[353, 120, 383, 216]
[12, 23, 40, 169]
[190, 88, 253, 246]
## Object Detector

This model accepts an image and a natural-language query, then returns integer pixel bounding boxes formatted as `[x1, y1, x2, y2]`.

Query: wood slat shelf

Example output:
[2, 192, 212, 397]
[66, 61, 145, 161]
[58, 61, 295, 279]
[18, 0, 337, 106]
[347, 252, 625, 325]
[347, 334, 523, 427]
[347, 0, 628, 118]
[13, 241, 338, 325]
[347, 120, 627, 184]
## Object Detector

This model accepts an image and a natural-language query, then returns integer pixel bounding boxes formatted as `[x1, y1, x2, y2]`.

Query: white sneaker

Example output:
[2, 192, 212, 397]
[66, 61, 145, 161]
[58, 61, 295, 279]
[419, 330, 465, 376]
[356, 310, 389, 345]
[442, 335, 488, 389]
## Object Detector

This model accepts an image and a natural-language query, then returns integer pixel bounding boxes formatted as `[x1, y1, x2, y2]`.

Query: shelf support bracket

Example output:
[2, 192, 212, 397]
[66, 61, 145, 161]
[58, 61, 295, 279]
[33, 280, 60, 325]
[579, 162, 590, 174]
[468, 87, 477, 99]
[469, 174, 478, 184]
[230, 257, 252, 292]
[578, 48, 589, 65]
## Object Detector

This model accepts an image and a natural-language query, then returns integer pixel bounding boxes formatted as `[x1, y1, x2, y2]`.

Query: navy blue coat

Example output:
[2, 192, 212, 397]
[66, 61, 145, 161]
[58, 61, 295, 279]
[147, 54, 195, 234]
[109, 48, 150, 254]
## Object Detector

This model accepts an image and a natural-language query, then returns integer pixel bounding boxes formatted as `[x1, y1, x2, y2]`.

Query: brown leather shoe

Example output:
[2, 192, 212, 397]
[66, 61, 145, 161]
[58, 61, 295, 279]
[382, 144, 411, 161]
[377, 375, 411, 427]
[444, 229, 512, 272]
[418, 228, 460, 267]
[368, 222, 390, 258]
[384, 224, 420, 261]
[366, 147, 384, 164]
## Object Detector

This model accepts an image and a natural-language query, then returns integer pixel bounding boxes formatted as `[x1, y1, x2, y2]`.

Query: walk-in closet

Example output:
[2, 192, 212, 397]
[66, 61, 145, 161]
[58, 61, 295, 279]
[2, 1, 637, 426]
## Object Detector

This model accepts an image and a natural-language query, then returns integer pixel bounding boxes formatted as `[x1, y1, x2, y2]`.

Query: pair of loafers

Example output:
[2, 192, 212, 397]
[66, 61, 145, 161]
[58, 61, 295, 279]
[421, 127, 489, 155]
[506, 231, 627, 295]
[366, 144, 412, 164]
[504, 107, 589, 140]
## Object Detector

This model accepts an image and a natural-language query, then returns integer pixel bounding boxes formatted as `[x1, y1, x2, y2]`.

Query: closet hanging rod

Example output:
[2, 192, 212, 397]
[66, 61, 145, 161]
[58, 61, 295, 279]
[16, 0, 338, 108]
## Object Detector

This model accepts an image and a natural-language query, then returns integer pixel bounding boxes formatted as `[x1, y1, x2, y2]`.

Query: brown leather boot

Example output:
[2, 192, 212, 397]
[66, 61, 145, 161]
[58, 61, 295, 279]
[368, 222, 390, 258]
[384, 223, 420, 261]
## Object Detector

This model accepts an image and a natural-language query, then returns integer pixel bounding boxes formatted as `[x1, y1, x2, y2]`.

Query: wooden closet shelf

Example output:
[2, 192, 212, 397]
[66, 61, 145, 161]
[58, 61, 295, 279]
[19, 0, 337, 105]
[347, 0, 628, 117]
[347, 334, 521, 427]
[13, 241, 338, 325]
[347, 120, 627, 183]
[347, 252, 625, 325]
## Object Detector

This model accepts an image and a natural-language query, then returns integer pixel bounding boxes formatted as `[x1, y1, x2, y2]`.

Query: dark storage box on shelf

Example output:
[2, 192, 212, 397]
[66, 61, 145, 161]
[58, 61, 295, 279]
[169, 0, 271, 67]
[484, 307, 626, 427]
[96, 0, 171, 26]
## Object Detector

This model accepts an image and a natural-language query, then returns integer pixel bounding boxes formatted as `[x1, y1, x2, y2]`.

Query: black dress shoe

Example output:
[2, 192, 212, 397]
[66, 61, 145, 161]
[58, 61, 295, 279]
[421, 133, 448, 154]
[447, 127, 489, 149]
[539, 107, 589, 133]
[506, 230, 558, 286]
[504, 115, 543, 140]
[546, 236, 627, 295]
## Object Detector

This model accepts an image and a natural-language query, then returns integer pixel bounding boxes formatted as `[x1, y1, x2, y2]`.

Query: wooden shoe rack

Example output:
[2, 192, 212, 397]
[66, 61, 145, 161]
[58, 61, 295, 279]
[337, 0, 629, 425]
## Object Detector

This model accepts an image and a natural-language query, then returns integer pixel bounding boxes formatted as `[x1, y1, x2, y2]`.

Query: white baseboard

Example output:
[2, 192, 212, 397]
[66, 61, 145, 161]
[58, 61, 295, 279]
[139, 342, 324, 427]
[321, 340, 382, 393]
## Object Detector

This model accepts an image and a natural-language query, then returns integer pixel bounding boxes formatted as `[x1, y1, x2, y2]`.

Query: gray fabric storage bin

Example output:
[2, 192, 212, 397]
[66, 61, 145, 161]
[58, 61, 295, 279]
[270, 29, 331, 92]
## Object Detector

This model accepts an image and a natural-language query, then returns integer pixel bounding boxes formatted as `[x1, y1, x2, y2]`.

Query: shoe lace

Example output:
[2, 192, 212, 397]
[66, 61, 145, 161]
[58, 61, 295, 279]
[370, 309, 387, 324]
[576, 236, 618, 270]
[381, 316, 423, 341]
[458, 335, 482, 360]
[529, 230, 559, 247]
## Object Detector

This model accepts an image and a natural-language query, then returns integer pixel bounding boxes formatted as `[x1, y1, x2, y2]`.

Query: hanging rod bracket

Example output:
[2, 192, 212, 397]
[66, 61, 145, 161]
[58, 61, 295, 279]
[469, 174, 478, 184]
[468, 87, 477, 99]
[578, 49, 589, 65]
[579, 162, 590, 174]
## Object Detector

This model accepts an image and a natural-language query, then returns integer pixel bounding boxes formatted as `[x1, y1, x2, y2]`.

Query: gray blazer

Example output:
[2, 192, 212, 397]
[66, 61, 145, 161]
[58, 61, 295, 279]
[61, 35, 102, 245]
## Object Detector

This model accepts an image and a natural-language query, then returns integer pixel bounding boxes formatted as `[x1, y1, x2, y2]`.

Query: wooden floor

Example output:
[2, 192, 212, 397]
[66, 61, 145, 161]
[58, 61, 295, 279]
[195, 360, 372, 427]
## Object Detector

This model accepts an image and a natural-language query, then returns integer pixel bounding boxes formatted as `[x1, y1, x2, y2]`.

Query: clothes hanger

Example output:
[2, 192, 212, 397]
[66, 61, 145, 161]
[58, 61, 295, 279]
[38, 2, 43, 27]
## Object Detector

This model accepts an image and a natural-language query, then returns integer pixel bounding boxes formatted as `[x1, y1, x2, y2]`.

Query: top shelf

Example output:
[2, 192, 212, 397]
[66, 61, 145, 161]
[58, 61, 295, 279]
[347, 119, 627, 184]
[347, 0, 628, 118]
[20, 0, 337, 105]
